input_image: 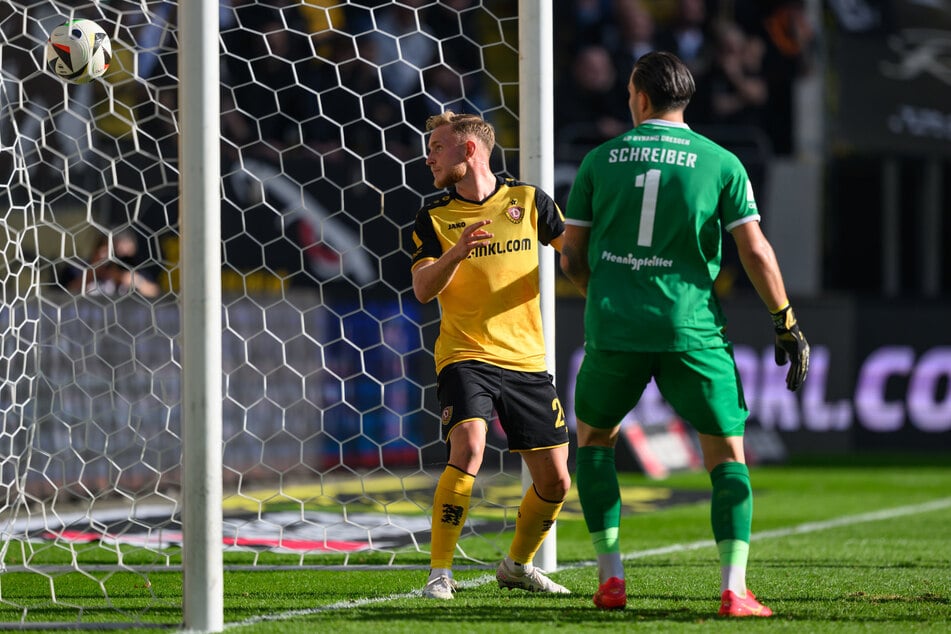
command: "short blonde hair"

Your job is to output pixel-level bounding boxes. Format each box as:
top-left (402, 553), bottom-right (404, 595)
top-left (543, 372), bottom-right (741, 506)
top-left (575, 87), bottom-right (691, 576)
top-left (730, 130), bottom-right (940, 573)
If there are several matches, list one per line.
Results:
top-left (425, 110), bottom-right (495, 153)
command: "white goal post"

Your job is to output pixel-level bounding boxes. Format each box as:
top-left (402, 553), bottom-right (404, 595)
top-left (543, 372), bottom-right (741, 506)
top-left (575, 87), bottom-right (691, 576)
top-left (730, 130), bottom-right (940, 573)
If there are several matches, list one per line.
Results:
top-left (517, 0), bottom-right (557, 574)
top-left (0, 1), bottom-right (557, 630)
top-left (179, 1), bottom-right (223, 631)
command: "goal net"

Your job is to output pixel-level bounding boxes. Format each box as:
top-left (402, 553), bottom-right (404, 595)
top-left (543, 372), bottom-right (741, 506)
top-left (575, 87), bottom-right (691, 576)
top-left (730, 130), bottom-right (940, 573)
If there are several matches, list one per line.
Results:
top-left (0, 0), bottom-right (539, 627)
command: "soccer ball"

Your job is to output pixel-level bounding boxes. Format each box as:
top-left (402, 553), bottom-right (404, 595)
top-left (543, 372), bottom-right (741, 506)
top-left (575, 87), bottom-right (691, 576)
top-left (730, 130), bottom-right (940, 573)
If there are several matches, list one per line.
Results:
top-left (45, 18), bottom-right (111, 84)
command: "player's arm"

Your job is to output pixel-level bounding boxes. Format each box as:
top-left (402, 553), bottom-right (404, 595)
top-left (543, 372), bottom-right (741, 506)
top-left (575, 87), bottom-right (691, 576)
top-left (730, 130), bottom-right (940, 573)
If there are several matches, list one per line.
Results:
top-left (559, 224), bottom-right (590, 297)
top-left (731, 220), bottom-right (787, 310)
top-left (412, 219), bottom-right (493, 304)
top-left (731, 220), bottom-right (810, 391)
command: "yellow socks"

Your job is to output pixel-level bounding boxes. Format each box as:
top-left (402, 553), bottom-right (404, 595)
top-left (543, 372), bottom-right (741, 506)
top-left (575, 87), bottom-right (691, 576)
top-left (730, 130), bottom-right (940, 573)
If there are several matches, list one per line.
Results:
top-left (507, 485), bottom-right (564, 565)
top-left (429, 466), bottom-right (475, 569)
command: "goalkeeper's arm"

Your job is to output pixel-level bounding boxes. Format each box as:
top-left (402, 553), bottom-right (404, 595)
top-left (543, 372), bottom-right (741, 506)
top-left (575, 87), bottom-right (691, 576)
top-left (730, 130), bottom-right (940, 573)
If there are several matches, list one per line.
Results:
top-left (731, 220), bottom-right (810, 391)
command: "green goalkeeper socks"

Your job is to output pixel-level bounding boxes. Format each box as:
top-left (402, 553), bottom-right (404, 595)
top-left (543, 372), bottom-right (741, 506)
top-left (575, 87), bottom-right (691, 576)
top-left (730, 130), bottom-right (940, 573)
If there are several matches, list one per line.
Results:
top-left (710, 461), bottom-right (753, 544)
top-left (576, 445), bottom-right (622, 554)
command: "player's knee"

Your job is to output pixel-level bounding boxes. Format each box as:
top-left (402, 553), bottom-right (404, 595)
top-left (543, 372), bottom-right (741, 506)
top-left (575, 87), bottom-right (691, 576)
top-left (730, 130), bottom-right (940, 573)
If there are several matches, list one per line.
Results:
top-left (447, 421), bottom-right (487, 463)
top-left (698, 434), bottom-right (745, 472)
top-left (554, 475), bottom-right (571, 501)
top-left (576, 421), bottom-right (617, 448)
top-left (536, 475), bottom-right (571, 502)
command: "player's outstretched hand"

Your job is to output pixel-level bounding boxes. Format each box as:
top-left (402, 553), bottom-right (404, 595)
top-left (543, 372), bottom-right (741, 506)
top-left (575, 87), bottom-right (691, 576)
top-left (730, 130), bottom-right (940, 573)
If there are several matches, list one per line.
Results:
top-left (771, 305), bottom-right (809, 391)
top-left (453, 219), bottom-right (493, 258)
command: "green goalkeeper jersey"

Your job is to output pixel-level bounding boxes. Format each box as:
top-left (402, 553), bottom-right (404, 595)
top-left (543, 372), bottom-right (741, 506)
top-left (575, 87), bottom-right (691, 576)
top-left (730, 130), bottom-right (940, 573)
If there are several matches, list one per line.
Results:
top-left (565, 119), bottom-right (760, 351)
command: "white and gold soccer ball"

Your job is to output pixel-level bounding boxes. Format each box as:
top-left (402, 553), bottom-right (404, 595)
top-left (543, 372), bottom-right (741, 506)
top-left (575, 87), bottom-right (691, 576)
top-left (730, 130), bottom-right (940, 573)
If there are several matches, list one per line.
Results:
top-left (45, 18), bottom-right (111, 84)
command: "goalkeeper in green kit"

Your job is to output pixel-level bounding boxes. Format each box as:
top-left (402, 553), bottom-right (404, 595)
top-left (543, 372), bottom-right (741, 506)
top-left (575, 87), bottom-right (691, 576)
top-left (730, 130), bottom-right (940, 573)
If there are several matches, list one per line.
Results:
top-left (559, 51), bottom-right (809, 616)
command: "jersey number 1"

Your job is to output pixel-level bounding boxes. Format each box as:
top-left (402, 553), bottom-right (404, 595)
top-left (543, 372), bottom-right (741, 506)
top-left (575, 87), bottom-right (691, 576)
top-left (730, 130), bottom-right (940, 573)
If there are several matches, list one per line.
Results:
top-left (635, 169), bottom-right (661, 247)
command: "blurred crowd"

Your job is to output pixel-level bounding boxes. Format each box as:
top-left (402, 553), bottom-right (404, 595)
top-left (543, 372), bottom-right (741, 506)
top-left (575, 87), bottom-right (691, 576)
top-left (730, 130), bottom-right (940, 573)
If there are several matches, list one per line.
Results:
top-left (551, 0), bottom-right (817, 296)
top-left (120, 0), bottom-right (816, 176)
top-left (126, 0), bottom-right (813, 295)
top-left (553, 0), bottom-right (816, 160)
top-left (1, 1), bottom-right (817, 296)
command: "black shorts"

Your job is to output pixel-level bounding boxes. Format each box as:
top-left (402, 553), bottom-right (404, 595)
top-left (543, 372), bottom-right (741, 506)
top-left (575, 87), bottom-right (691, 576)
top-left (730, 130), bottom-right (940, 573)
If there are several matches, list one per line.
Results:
top-left (436, 361), bottom-right (569, 452)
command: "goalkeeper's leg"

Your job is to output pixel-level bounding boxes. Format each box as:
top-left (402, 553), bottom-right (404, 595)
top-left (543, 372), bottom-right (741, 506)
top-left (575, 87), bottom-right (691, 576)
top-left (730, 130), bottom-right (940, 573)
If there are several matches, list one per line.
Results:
top-left (571, 348), bottom-right (651, 609)
top-left (576, 422), bottom-right (627, 609)
top-left (700, 434), bottom-right (772, 617)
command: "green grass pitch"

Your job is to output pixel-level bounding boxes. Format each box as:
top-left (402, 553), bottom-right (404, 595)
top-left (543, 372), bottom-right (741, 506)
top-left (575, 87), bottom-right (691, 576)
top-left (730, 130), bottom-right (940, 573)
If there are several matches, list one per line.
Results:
top-left (1, 454), bottom-right (948, 632)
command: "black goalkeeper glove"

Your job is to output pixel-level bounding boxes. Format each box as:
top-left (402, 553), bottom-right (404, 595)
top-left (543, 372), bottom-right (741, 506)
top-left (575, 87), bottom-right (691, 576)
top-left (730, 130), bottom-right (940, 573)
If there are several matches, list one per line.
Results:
top-left (771, 304), bottom-right (810, 391)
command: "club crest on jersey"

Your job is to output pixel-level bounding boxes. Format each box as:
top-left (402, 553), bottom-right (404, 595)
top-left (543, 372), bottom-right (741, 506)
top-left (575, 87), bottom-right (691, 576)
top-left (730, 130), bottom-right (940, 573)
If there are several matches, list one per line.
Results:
top-left (441, 406), bottom-right (453, 425)
top-left (505, 199), bottom-right (524, 224)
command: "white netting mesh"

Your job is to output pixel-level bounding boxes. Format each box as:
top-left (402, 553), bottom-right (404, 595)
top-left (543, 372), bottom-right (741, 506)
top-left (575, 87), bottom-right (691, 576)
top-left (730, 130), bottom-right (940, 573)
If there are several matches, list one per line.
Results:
top-left (0, 0), bottom-right (527, 625)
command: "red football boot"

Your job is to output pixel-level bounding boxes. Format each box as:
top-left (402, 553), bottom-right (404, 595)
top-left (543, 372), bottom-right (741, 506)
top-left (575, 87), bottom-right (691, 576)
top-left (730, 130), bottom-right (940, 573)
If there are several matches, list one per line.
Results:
top-left (593, 577), bottom-right (626, 610)
top-left (719, 589), bottom-right (773, 617)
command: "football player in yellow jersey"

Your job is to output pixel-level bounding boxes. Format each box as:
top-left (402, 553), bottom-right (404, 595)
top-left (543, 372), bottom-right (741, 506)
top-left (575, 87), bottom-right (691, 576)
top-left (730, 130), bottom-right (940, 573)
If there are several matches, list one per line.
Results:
top-left (411, 111), bottom-right (571, 600)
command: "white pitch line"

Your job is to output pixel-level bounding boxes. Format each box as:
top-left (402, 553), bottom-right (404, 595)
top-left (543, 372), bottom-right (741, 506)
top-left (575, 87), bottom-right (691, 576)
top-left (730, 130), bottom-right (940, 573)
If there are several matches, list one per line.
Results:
top-left (221, 497), bottom-right (951, 630)
top-left (607, 496), bottom-right (951, 561)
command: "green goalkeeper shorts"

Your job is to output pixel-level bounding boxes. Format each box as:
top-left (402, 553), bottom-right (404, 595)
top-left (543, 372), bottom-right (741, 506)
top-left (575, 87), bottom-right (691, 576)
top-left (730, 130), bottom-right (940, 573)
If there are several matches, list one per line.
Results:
top-left (573, 344), bottom-right (749, 437)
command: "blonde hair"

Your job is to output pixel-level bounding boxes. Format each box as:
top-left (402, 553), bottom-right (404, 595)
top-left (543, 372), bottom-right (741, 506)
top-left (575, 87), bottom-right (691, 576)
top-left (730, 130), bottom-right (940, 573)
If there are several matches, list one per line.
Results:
top-left (425, 110), bottom-right (495, 153)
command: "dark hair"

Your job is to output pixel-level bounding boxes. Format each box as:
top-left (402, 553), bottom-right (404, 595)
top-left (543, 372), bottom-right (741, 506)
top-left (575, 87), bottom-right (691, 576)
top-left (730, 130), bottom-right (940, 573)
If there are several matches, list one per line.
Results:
top-left (630, 51), bottom-right (695, 114)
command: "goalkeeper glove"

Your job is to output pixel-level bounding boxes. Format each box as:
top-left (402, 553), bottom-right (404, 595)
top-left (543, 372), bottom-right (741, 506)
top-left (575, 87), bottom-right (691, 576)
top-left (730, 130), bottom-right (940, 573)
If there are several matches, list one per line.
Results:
top-left (771, 304), bottom-right (809, 391)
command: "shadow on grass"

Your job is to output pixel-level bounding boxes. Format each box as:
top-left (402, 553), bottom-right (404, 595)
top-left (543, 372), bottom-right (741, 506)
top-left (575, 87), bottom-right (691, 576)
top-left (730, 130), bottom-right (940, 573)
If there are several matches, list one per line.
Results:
top-left (328, 599), bottom-right (950, 627)
top-left (333, 603), bottom-right (711, 625)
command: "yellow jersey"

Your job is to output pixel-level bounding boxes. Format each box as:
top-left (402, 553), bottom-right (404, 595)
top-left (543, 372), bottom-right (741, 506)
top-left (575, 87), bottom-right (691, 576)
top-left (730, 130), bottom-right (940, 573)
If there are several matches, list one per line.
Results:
top-left (411, 177), bottom-right (565, 374)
